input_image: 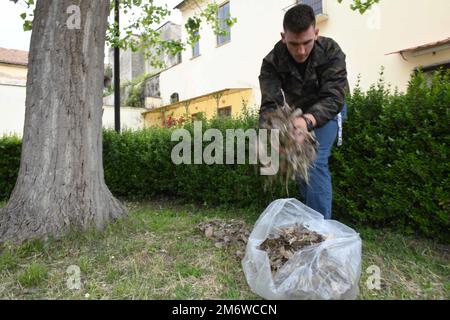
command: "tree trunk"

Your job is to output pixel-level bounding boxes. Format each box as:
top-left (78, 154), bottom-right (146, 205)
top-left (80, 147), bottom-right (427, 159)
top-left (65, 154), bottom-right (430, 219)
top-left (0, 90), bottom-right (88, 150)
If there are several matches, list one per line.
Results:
top-left (0, 0), bottom-right (127, 242)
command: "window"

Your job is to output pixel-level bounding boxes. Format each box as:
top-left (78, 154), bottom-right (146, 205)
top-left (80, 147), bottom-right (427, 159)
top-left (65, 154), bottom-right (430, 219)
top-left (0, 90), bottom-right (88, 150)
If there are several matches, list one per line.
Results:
top-left (166, 50), bottom-right (182, 67)
top-left (170, 92), bottom-right (179, 104)
top-left (297, 0), bottom-right (323, 15)
top-left (217, 2), bottom-right (231, 46)
top-left (416, 61), bottom-right (450, 87)
top-left (192, 31), bottom-right (200, 58)
top-left (420, 61), bottom-right (450, 74)
top-left (218, 106), bottom-right (232, 118)
top-left (175, 52), bottom-right (182, 65)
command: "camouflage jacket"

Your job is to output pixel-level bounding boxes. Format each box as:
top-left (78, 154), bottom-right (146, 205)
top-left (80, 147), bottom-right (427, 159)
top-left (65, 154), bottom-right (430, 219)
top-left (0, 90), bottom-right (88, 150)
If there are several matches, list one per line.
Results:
top-left (259, 36), bottom-right (349, 128)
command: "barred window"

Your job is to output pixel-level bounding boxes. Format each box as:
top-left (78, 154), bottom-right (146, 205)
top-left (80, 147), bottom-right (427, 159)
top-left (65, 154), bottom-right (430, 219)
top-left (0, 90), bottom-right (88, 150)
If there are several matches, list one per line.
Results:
top-left (218, 106), bottom-right (232, 118)
top-left (297, 0), bottom-right (323, 15)
top-left (192, 31), bottom-right (200, 58)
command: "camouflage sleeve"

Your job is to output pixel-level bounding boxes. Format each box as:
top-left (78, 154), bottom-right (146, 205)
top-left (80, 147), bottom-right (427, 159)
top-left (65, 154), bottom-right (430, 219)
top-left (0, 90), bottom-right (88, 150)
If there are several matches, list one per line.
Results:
top-left (307, 42), bottom-right (348, 128)
top-left (258, 58), bottom-right (284, 128)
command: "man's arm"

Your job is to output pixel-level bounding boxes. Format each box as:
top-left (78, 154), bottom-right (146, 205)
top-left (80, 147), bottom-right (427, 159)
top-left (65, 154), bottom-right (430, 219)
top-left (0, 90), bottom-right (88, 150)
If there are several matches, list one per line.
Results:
top-left (258, 58), bottom-right (284, 128)
top-left (306, 43), bottom-right (348, 128)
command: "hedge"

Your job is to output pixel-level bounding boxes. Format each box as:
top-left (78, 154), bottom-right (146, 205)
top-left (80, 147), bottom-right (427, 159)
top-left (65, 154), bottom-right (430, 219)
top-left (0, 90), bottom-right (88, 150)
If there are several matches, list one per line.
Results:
top-left (0, 135), bottom-right (21, 200)
top-left (102, 111), bottom-right (291, 207)
top-left (331, 70), bottom-right (449, 240)
top-left (0, 70), bottom-right (448, 241)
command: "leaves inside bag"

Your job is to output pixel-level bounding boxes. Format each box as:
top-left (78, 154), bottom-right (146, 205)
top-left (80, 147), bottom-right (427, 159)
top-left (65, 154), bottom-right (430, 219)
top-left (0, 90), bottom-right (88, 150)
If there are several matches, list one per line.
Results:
top-left (259, 223), bottom-right (325, 274)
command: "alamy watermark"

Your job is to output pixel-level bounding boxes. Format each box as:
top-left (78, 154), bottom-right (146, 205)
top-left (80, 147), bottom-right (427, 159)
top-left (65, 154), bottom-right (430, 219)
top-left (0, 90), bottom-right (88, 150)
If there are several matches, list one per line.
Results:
top-left (66, 5), bottom-right (81, 30)
top-left (171, 121), bottom-right (280, 176)
top-left (366, 265), bottom-right (382, 290)
top-left (66, 265), bottom-right (81, 290)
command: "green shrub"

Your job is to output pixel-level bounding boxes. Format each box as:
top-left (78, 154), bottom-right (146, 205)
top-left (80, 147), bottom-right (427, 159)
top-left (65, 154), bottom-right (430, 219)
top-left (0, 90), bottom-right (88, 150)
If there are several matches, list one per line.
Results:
top-left (0, 135), bottom-right (21, 200)
top-left (103, 127), bottom-right (178, 199)
top-left (103, 109), bottom-right (288, 206)
top-left (331, 70), bottom-right (450, 241)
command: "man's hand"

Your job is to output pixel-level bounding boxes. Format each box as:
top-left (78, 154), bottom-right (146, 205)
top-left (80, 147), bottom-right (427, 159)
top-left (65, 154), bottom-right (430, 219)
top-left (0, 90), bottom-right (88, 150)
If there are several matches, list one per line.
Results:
top-left (291, 116), bottom-right (307, 145)
top-left (291, 114), bottom-right (317, 144)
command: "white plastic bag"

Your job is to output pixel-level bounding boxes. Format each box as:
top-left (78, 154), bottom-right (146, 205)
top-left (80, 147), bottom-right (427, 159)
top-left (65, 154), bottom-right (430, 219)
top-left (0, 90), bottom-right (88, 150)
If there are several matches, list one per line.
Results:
top-left (242, 198), bottom-right (362, 300)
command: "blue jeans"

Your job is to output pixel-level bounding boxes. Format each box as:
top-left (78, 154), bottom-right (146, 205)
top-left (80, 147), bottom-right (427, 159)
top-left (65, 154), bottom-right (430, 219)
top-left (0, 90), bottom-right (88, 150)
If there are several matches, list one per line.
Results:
top-left (297, 105), bottom-right (347, 219)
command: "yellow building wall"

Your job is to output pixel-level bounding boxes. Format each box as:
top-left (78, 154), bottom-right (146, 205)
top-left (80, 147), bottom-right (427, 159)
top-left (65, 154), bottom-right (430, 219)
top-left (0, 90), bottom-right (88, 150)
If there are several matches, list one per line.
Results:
top-left (143, 88), bottom-right (254, 128)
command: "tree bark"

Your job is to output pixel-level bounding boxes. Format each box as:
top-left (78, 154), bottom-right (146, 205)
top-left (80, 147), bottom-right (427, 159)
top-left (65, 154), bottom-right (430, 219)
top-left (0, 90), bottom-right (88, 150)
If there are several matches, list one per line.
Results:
top-left (0, 0), bottom-right (127, 242)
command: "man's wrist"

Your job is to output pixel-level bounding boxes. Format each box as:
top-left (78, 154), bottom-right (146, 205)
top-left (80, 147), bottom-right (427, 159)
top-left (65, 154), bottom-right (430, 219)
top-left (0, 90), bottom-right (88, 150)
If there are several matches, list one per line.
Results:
top-left (301, 114), bottom-right (315, 132)
top-left (303, 113), bottom-right (317, 127)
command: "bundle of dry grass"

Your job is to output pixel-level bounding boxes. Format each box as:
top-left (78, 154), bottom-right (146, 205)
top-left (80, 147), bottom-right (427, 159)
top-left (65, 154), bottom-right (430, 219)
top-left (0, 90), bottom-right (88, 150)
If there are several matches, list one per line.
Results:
top-left (260, 102), bottom-right (318, 193)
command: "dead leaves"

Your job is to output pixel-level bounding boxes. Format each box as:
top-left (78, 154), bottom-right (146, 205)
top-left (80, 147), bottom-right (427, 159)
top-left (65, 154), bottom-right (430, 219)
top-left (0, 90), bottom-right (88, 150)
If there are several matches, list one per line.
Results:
top-left (259, 223), bottom-right (325, 274)
top-left (204, 226), bottom-right (213, 238)
top-left (261, 103), bottom-right (318, 194)
top-left (197, 219), bottom-right (251, 259)
top-left (198, 219), bottom-right (325, 273)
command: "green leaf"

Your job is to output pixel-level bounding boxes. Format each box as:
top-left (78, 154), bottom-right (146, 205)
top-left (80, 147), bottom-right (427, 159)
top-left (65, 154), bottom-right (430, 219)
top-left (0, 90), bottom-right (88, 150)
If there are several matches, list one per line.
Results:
top-left (23, 20), bottom-right (33, 32)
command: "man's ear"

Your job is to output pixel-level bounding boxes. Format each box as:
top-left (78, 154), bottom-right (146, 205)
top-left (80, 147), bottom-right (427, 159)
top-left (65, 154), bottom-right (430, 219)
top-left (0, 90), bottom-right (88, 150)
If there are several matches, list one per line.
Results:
top-left (315, 28), bottom-right (320, 40)
top-left (281, 32), bottom-right (286, 44)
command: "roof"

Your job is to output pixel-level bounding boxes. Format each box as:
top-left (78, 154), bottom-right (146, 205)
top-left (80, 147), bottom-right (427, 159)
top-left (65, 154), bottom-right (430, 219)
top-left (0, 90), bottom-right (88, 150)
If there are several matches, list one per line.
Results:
top-left (386, 37), bottom-right (450, 55)
top-left (0, 47), bottom-right (28, 66)
top-left (156, 21), bottom-right (181, 31)
top-left (174, 0), bottom-right (203, 10)
top-left (174, 1), bottom-right (187, 10)
top-left (142, 88), bottom-right (252, 115)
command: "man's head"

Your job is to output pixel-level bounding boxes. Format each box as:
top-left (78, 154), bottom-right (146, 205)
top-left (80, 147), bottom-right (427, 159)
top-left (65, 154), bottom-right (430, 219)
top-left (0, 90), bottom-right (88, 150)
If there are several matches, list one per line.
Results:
top-left (281, 4), bottom-right (319, 63)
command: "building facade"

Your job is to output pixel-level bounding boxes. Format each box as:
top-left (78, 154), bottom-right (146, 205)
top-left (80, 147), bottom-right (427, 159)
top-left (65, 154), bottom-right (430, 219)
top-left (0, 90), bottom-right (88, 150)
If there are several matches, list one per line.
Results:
top-left (0, 47), bottom-right (147, 136)
top-left (143, 0), bottom-right (450, 127)
top-left (0, 47), bottom-right (28, 136)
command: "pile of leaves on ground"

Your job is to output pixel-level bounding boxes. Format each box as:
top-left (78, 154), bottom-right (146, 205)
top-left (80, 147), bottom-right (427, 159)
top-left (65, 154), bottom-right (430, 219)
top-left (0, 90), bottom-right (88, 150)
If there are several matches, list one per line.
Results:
top-left (259, 224), bottom-right (325, 273)
top-left (197, 219), bottom-right (252, 259)
top-left (197, 219), bottom-right (326, 271)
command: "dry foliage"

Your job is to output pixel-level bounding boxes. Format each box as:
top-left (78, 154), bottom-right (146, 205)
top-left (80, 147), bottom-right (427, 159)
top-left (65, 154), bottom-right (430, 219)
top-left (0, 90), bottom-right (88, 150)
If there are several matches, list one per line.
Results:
top-left (259, 223), bottom-right (325, 274)
top-left (197, 219), bottom-right (252, 259)
top-left (260, 102), bottom-right (318, 194)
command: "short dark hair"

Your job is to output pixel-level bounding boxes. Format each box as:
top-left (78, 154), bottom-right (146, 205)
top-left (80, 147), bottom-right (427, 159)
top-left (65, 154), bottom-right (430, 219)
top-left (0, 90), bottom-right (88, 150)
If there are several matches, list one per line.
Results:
top-left (283, 4), bottom-right (316, 33)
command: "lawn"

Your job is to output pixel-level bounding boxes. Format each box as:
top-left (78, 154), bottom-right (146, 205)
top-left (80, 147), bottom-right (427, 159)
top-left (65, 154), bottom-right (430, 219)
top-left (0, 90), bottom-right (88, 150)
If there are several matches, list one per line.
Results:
top-left (0, 200), bottom-right (448, 300)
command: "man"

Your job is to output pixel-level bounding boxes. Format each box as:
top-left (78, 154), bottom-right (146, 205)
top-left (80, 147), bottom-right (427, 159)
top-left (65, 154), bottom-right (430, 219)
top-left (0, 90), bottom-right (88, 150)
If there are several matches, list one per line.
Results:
top-left (259, 4), bottom-right (349, 219)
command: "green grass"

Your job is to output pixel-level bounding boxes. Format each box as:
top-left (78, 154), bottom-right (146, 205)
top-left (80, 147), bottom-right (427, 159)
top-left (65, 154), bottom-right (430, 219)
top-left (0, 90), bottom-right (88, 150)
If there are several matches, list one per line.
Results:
top-left (0, 200), bottom-right (448, 299)
top-left (17, 263), bottom-right (48, 288)
top-left (357, 227), bottom-right (449, 299)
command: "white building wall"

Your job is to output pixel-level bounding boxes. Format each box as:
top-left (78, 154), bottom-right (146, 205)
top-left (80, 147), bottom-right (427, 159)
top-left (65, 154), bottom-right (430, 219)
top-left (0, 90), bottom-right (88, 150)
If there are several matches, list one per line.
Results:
top-left (0, 83), bottom-right (26, 137)
top-left (1, 88), bottom-right (145, 136)
top-left (160, 0), bottom-right (294, 110)
top-left (161, 0), bottom-right (450, 107)
top-left (1, 59), bottom-right (146, 136)
top-left (320, 0), bottom-right (450, 92)
top-left (102, 106), bottom-right (146, 131)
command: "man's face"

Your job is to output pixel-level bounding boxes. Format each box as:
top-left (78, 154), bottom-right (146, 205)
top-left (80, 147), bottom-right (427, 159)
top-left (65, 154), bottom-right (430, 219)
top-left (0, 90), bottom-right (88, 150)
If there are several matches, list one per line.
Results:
top-left (281, 25), bottom-right (319, 63)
